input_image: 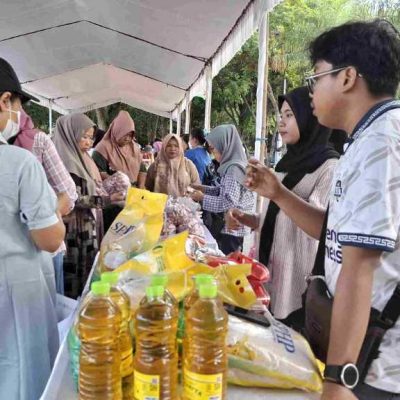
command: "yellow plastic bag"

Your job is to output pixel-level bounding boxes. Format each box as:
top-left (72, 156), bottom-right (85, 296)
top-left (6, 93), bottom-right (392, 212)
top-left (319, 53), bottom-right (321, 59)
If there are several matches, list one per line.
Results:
top-left (116, 231), bottom-right (257, 308)
top-left (116, 231), bottom-right (192, 276)
top-left (99, 188), bottom-right (167, 272)
top-left (116, 231), bottom-right (193, 312)
top-left (185, 263), bottom-right (257, 309)
top-left (227, 313), bottom-right (323, 392)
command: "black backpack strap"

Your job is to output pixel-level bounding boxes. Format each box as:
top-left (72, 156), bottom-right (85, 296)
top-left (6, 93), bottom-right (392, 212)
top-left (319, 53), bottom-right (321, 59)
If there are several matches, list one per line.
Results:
top-left (311, 207), bottom-right (329, 276)
top-left (380, 284), bottom-right (400, 329)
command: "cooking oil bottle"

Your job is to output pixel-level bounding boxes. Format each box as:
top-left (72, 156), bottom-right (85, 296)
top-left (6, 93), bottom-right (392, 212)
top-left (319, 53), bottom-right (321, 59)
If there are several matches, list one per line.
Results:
top-left (78, 281), bottom-right (122, 400)
top-left (150, 273), bottom-right (178, 311)
top-left (134, 285), bottom-right (178, 400)
top-left (183, 284), bottom-right (228, 400)
top-left (179, 274), bottom-right (216, 340)
top-left (184, 274), bottom-right (215, 312)
top-left (101, 272), bottom-right (134, 399)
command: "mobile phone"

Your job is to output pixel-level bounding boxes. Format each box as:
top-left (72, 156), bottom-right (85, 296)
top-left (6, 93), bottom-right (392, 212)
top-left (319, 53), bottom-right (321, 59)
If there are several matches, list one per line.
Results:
top-left (224, 304), bottom-right (270, 328)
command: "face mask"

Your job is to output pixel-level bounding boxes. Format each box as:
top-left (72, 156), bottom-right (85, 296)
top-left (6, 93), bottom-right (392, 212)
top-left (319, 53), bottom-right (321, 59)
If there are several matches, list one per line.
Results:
top-left (0, 107), bottom-right (21, 143)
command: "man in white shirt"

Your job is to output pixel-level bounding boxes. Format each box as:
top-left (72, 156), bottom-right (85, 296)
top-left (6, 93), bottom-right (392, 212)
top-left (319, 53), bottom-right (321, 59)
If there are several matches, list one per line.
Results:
top-left (245, 20), bottom-right (400, 400)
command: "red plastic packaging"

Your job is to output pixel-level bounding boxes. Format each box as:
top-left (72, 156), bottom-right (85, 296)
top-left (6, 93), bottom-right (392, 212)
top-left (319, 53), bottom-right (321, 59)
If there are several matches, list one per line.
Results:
top-left (204, 251), bottom-right (270, 306)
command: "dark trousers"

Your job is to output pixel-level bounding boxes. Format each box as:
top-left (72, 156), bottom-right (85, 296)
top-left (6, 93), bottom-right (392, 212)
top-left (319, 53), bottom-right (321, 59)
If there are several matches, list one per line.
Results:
top-left (354, 383), bottom-right (400, 399)
top-left (217, 233), bottom-right (243, 255)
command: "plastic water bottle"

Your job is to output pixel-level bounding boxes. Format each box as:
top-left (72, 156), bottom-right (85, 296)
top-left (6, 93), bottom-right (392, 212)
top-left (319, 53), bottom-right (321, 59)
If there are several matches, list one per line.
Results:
top-left (101, 272), bottom-right (134, 399)
top-left (78, 281), bottom-right (122, 400)
top-left (134, 285), bottom-right (178, 400)
top-left (183, 284), bottom-right (228, 400)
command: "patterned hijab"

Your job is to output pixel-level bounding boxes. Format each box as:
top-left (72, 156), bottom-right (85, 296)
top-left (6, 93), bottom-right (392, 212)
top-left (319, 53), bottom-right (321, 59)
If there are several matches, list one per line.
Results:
top-left (95, 110), bottom-right (141, 182)
top-left (53, 113), bottom-right (97, 195)
top-left (153, 134), bottom-right (191, 197)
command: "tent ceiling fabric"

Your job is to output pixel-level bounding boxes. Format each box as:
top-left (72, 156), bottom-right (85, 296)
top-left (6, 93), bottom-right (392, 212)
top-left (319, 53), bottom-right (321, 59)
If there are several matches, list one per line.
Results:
top-left (0, 0), bottom-right (281, 118)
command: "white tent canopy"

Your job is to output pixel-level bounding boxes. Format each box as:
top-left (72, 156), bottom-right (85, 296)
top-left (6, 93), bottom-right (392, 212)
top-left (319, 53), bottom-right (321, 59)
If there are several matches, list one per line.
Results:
top-left (0, 0), bottom-right (281, 119)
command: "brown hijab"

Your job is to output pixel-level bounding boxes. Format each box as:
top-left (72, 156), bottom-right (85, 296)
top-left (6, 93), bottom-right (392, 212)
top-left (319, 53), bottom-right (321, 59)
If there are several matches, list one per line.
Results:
top-left (95, 110), bottom-right (142, 182)
top-left (53, 114), bottom-right (98, 195)
top-left (153, 134), bottom-right (192, 197)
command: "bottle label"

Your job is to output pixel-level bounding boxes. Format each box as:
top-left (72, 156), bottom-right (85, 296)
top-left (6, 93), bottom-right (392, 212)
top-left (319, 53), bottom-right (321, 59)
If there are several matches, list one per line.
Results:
top-left (183, 369), bottom-right (223, 400)
top-left (134, 370), bottom-right (160, 400)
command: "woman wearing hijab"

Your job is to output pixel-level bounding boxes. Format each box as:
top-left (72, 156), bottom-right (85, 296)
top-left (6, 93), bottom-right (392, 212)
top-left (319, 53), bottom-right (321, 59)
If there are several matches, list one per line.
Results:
top-left (53, 114), bottom-right (124, 298)
top-left (93, 110), bottom-right (142, 184)
top-left (145, 133), bottom-right (200, 197)
top-left (190, 124), bottom-right (255, 255)
top-left (12, 109), bottom-right (77, 294)
top-left (226, 86), bottom-right (343, 330)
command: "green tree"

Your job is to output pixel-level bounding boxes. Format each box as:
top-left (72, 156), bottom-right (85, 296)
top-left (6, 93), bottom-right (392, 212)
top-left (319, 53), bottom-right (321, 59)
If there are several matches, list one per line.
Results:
top-left (210, 35), bottom-right (259, 149)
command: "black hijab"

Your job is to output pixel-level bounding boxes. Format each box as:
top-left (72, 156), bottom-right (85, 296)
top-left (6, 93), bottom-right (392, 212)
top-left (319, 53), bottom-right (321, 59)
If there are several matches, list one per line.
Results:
top-left (259, 86), bottom-right (344, 267)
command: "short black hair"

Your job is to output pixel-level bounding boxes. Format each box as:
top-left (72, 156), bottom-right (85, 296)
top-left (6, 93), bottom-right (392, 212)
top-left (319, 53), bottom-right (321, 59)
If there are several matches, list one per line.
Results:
top-left (309, 19), bottom-right (400, 96)
top-left (190, 127), bottom-right (206, 145)
top-left (181, 133), bottom-right (189, 145)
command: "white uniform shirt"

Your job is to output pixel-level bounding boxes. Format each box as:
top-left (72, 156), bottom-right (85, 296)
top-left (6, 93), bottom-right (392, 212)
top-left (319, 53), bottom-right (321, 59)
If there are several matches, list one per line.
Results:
top-left (325, 102), bottom-right (400, 393)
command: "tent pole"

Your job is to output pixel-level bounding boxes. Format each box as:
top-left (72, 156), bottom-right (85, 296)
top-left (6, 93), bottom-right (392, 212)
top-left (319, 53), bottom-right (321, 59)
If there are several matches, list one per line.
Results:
top-left (255, 12), bottom-right (269, 163)
top-left (176, 111), bottom-right (181, 136)
top-left (184, 92), bottom-right (191, 134)
top-left (253, 12), bottom-right (270, 249)
top-left (48, 100), bottom-right (53, 136)
top-left (204, 64), bottom-right (212, 131)
top-left (169, 117), bottom-right (173, 134)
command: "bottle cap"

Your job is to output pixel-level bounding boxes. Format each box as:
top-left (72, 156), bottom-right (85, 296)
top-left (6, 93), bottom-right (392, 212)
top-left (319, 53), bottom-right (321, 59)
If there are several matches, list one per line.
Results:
top-left (91, 281), bottom-right (110, 296)
top-left (150, 273), bottom-right (168, 287)
top-left (194, 274), bottom-right (215, 288)
top-left (199, 284), bottom-right (218, 299)
top-left (146, 285), bottom-right (164, 299)
top-left (101, 272), bottom-right (119, 285)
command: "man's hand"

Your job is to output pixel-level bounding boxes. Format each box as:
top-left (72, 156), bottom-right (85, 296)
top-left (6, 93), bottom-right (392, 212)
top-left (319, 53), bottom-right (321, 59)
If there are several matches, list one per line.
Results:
top-left (321, 382), bottom-right (357, 400)
top-left (244, 159), bottom-right (283, 201)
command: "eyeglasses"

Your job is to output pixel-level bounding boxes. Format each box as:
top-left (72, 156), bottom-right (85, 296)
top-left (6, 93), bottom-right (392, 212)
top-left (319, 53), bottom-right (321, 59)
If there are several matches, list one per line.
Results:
top-left (305, 66), bottom-right (362, 94)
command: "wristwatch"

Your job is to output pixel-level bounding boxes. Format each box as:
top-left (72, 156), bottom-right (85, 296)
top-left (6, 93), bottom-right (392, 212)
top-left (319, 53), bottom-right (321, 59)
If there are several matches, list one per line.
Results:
top-left (324, 363), bottom-right (359, 389)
